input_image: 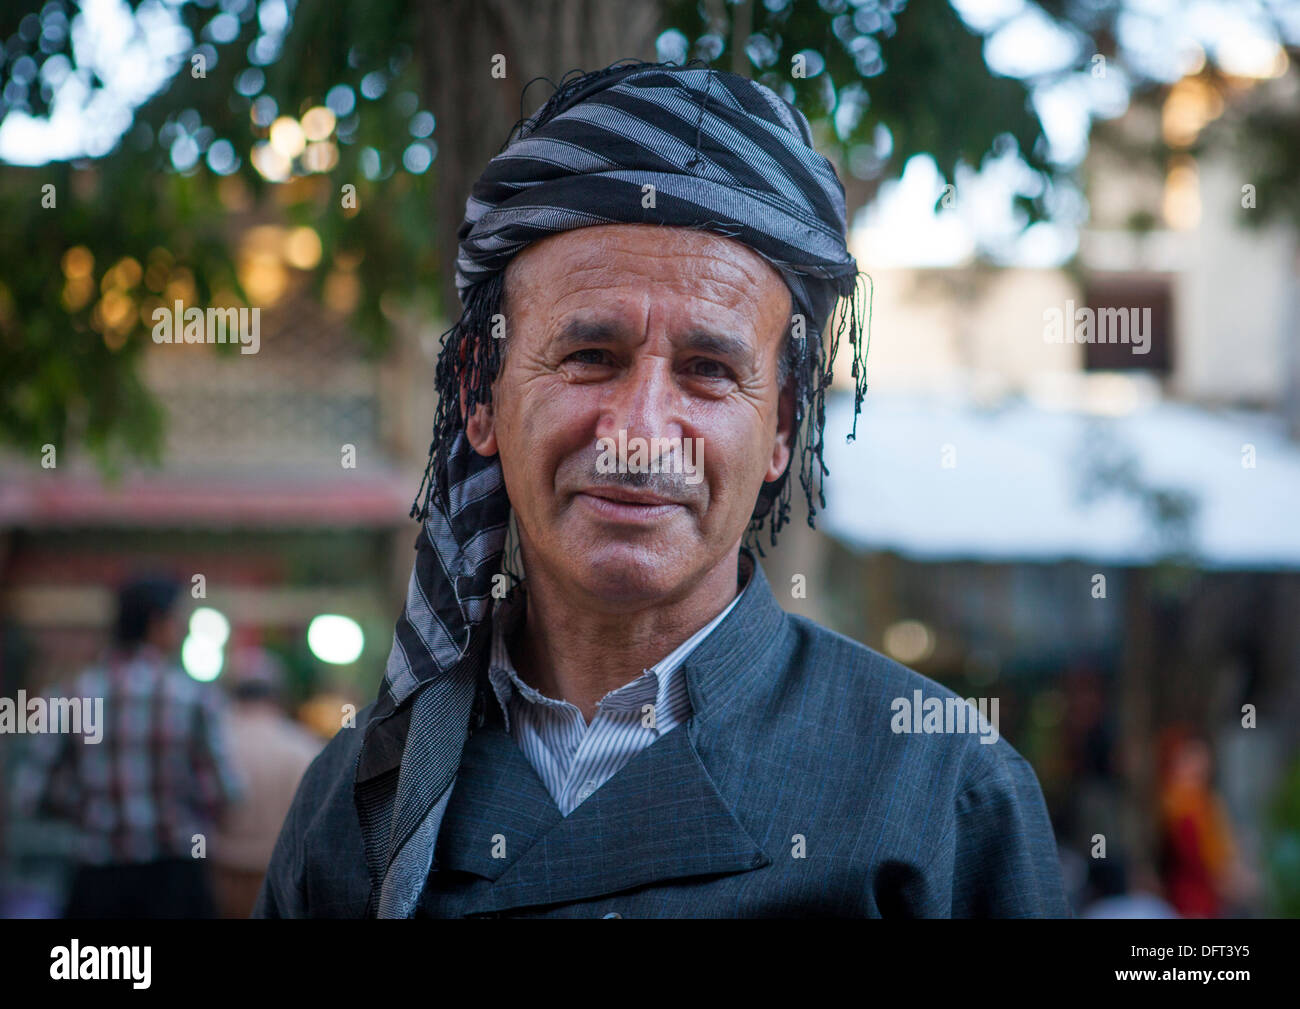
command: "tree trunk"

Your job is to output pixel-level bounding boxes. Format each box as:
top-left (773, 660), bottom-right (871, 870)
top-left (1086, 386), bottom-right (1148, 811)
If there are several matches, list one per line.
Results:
top-left (420, 0), bottom-right (662, 319)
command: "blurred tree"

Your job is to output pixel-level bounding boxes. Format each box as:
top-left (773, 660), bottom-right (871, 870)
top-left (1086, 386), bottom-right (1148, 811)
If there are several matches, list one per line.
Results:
top-left (1, 0), bottom-right (1295, 469)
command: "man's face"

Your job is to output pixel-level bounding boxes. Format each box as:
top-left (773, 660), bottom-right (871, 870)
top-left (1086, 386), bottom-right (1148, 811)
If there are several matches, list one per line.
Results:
top-left (464, 224), bottom-right (795, 607)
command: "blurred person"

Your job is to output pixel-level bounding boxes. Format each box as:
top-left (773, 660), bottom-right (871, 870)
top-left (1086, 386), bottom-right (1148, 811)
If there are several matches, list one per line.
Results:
top-left (1156, 725), bottom-right (1241, 918)
top-left (1081, 856), bottom-right (1177, 919)
top-left (1055, 840), bottom-right (1090, 912)
top-left (210, 646), bottom-right (321, 918)
top-left (12, 575), bottom-right (241, 917)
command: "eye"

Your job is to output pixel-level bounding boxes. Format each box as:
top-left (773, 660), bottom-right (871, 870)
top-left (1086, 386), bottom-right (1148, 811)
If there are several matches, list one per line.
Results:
top-left (565, 348), bottom-right (612, 367)
top-left (688, 358), bottom-right (733, 380)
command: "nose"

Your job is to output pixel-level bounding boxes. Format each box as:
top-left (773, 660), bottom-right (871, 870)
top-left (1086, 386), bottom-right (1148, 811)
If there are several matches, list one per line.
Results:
top-left (594, 356), bottom-right (686, 464)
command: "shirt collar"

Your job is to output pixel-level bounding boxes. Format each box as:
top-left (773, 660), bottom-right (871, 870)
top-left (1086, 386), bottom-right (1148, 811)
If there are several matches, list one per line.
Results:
top-left (486, 563), bottom-right (746, 733)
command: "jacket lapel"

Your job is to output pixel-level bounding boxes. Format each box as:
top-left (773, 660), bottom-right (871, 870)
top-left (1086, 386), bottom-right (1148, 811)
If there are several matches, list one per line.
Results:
top-left (436, 710), bottom-right (770, 914)
top-left (431, 711), bottom-right (563, 881)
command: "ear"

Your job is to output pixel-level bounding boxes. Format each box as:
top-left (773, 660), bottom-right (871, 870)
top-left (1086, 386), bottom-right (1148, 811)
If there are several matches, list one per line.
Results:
top-left (460, 381), bottom-right (498, 458)
top-left (764, 378), bottom-right (796, 483)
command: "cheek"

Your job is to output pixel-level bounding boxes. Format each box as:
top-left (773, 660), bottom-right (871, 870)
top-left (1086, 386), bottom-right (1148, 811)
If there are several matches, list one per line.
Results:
top-left (688, 403), bottom-right (775, 491)
top-left (495, 379), bottom-right (598, 483)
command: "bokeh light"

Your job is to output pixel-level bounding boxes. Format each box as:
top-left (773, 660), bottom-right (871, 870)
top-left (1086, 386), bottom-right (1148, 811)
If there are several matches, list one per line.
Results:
top-left (307, 614), bottom-right (364, 665)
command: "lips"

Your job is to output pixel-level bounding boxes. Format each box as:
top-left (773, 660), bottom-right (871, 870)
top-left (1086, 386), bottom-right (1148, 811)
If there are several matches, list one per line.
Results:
top-left (581, 487), bottom-right (680, 507)
top-left (574, 488), bottom-right (685, 523)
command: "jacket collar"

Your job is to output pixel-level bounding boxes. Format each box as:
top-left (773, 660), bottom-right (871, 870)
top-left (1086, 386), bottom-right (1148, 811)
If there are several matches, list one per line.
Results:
top-left (677, 546), bottom-right (788, 718)
top-left (483, 555), bottom-right (749, 734)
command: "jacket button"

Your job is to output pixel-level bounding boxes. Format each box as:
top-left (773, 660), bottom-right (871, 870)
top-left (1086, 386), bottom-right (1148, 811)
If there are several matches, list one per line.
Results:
top-left (602, 912), bottom-right (621, 918)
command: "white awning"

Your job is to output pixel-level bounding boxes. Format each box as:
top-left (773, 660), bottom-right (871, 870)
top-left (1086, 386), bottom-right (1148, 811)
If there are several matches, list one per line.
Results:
top-left (820, 391), bottom-right (1300, 569)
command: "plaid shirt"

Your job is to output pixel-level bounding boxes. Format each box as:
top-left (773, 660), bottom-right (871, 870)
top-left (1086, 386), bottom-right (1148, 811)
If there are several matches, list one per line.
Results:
top-left (12, 646), bottom-right (243, 865)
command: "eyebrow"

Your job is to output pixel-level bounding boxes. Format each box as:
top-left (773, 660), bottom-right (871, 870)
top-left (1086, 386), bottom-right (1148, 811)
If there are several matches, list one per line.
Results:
top-left (553, 318), bottom-right (756, 369)
top-left (553, 318), bottom-right (621, 351)
top-left (681, 329), bottom-right (754, 368)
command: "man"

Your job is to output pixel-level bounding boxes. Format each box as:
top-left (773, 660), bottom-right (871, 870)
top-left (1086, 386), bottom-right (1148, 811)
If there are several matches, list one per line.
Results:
top-left (256, 60), bottom-right (1069, 918)
top-left (210, 647), bottom-right (322, 917)
top-left (14, 576), bottom-right (242, 917)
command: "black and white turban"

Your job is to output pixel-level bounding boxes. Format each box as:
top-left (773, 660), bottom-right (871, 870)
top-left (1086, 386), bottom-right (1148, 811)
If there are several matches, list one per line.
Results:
top-left (354, 61), bottom-right (870, 918)
top-left (455, 61), bottom-right (861, 340)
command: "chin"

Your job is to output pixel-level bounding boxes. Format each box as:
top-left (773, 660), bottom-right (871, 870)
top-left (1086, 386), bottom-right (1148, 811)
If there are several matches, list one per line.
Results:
top-left (566, 537), bottom-right (695, 606)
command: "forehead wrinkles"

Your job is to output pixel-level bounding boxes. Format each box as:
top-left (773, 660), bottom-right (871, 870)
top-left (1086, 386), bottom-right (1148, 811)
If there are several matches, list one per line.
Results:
top-left (548, 269), bottom-right (761, 325)
top-left (506, 228), bottom-right (787, 328)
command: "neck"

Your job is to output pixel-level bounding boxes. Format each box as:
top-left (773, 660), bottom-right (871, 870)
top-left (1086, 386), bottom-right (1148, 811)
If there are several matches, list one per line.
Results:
top-left (509, 543), bottom-right (745, 723)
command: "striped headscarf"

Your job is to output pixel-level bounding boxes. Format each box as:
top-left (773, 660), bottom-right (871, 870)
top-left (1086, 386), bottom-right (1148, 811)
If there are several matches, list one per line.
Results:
top-left (359, 60), bottom-right (871, 917)
top-left (455, 61), bottom-right (861, 348)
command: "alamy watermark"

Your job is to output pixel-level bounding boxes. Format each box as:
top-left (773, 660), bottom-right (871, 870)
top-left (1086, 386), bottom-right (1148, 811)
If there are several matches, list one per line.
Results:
top-left (151, 300), bottom-right (260, 354)
top-left (596, 432), bottom-right (703, 485)
top-left (890, 690), bottom-right (1000, 745)
top-left (50, 940), bottom-right (150, 989)
top-left (1043, 299), bottom-right (1151, 356)
top-left (0, 691), bottom-right (104, 744)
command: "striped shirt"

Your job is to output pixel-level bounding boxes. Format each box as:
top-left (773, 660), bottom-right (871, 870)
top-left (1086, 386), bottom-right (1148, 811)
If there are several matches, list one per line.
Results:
top-left (487, 588), bottom-right (742, 817)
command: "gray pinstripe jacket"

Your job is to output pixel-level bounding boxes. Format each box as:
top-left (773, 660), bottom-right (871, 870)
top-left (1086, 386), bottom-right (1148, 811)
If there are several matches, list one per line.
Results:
top-left (254, 549), bottom-right (1070, 918)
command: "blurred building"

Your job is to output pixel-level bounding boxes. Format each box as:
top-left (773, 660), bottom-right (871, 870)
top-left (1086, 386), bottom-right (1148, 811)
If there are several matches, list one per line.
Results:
top-left (0, 283), bottom-right (439, 705)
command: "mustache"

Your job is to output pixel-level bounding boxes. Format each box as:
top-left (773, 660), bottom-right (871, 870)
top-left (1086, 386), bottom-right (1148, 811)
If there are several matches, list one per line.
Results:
top-left (559, 438), bottom-right (705, 499)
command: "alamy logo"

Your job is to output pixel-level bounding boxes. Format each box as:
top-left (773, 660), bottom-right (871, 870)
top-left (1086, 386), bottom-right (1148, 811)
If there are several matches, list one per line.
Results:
top-left (0, 692), bottom-right (103, 744)
top-left (50, 940), bottom-right (151, 989)
top-left (596, 432), bottom-right (703, 485)
top-left (890, 690), bottom-right (1000, 745)
top-left (151, 300), bottom-right (260, 354)
top-left (1043, 299), bottom-right (1151, 355)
